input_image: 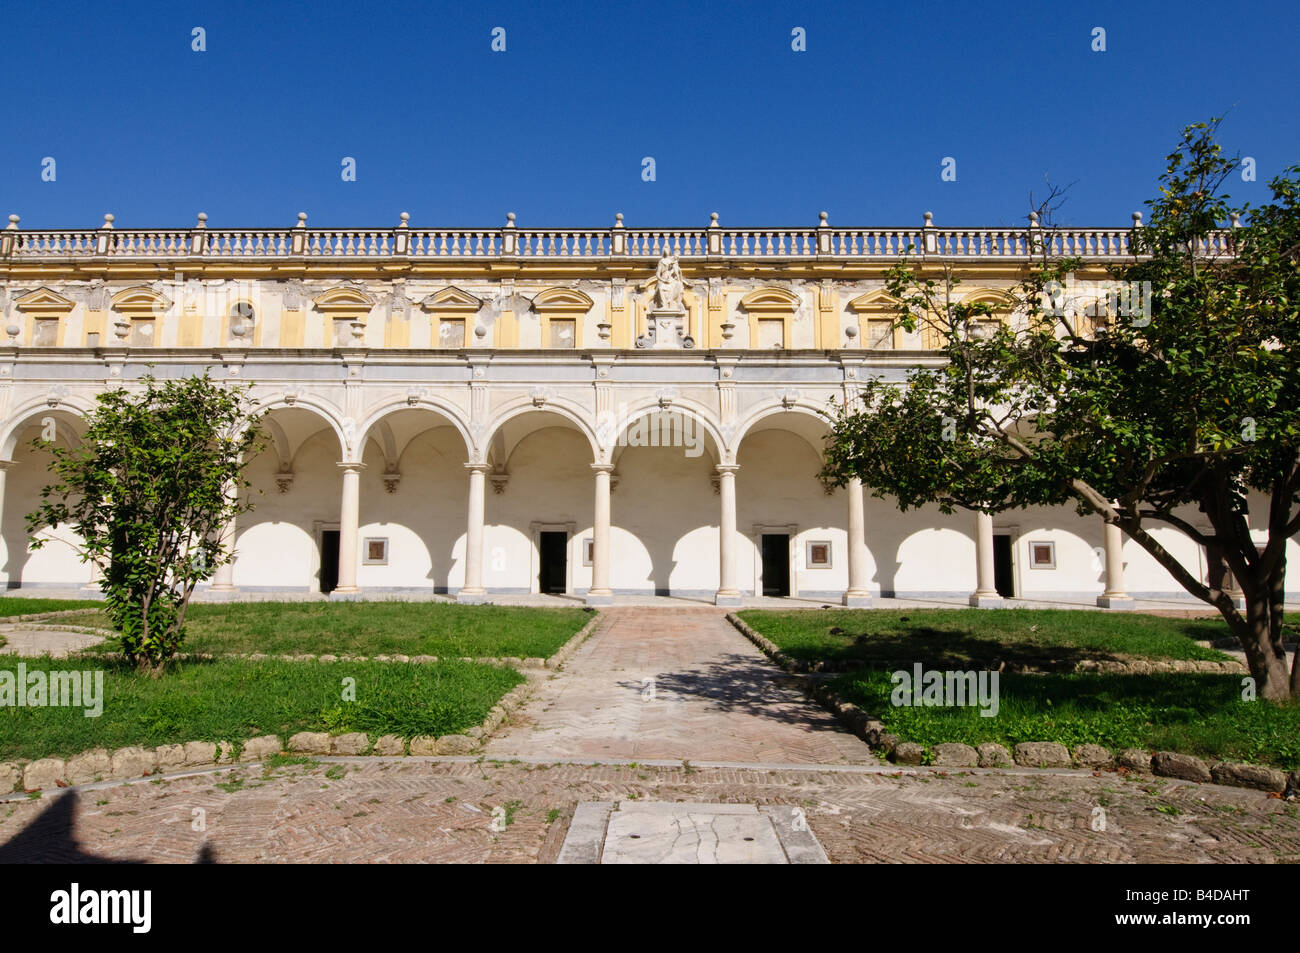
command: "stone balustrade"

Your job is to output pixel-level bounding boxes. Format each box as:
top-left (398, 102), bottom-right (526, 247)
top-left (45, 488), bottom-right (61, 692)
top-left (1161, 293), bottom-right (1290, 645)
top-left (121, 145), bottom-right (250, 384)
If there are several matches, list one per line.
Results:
top-left (0, 211), bottom-right (1238, 263)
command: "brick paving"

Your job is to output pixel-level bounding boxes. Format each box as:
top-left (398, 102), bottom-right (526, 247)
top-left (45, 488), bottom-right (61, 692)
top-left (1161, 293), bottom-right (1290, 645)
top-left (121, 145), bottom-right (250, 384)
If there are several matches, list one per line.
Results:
top-left (484, 607), bottom-right (873, 764)
top-left (1, 759), bottom-right (1297, 863)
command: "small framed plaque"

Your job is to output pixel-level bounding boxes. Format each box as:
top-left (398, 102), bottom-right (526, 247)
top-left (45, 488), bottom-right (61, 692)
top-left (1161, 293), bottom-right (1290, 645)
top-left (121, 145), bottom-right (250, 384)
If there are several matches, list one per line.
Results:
top-left (806, 540), bottom-right (832, 568)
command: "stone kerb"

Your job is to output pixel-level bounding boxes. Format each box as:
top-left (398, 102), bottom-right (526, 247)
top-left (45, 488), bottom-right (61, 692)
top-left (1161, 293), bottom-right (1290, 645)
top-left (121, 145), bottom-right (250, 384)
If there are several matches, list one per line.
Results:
top-left (724, 613), bottom-right (1298, 797)
top-left (0, 611), bottom-right (611, 796)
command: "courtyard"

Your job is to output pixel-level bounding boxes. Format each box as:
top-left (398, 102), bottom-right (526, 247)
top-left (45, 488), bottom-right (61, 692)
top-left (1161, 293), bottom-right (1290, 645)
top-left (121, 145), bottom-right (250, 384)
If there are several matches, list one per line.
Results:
top-left (1, 601), bottom-right (1296, 863)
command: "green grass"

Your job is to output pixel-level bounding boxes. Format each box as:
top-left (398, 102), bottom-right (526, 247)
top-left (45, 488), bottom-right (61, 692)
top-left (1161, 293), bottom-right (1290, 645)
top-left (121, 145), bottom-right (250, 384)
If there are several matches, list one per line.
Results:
top-left (0, 598), bottom-right (102, 617)
top-left (737, 608), bottom-right (1230, 666)
top-left (79, 601), bottom-right (592, 659)
top-left (830, 669), bottom-right (1300, 769)
top-left (0, 655), bottom-right (523, 761)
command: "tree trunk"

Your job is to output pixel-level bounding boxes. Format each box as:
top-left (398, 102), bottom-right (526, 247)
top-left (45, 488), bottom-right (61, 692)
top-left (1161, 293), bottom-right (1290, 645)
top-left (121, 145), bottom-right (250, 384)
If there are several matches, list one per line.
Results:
top-left (1233, 582), bottom-right (1293, 701)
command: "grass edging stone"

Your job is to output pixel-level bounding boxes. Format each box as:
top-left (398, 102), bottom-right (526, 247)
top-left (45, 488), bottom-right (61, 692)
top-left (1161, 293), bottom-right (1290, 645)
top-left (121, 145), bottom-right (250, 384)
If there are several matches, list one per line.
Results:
top-left (724, 612), bottom-right (1299, 797)
top-left (0, 670), bottom-right (540, 797)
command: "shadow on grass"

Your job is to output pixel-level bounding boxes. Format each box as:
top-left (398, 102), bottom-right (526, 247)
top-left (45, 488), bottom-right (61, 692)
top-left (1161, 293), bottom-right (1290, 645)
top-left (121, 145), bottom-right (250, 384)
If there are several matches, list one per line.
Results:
top-left (781, 625), bottom-right (1121, 668)
top-left (832, 670), bottom-right (1300, 767)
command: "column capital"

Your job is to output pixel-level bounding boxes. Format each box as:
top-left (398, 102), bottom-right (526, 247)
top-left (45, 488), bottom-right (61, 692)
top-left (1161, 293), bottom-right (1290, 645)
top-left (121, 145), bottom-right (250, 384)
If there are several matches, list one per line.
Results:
top-left (714, 463), bottom-right (740, 475)
top-left (465, 462), bottom-right (491, 474)
top-left (337, 461), bottom-right (365, 473)
top-left (591, 463), bottom-right (615, 474)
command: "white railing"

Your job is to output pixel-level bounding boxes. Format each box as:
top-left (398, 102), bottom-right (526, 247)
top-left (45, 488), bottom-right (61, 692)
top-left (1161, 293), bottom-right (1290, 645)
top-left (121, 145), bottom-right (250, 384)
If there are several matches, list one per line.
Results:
top-left (1, 218), bottom-right (1236, 262)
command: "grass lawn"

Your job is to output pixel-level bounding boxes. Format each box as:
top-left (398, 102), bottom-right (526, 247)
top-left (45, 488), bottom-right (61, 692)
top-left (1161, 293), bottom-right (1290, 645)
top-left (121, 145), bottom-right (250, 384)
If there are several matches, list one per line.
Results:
top-left (831, 670), bottom-right (1300, 770)
top-left (737, 608), bottom-right (1231, 667)
top-left (0, 656), bottom-right (523, 761)
top-left (0, 598), bottom-right (102, 617)
top-left (77, 601), bottom-right (592, 659)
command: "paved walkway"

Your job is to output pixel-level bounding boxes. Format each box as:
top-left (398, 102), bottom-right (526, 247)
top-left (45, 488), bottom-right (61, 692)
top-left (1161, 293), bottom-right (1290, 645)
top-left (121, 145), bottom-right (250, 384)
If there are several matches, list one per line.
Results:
top-left (1, 759), bottom-right (1296, 864)
top-left (485, 607), bottom-right (873, 764)
top-left (0, 626), bottom-right (103, 658)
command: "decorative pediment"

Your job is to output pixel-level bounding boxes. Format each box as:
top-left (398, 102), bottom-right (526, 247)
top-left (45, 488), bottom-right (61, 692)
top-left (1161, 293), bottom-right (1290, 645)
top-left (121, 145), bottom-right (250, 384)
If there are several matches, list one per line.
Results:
top-left (531, 287), bottom-right (594, 314)
top-left (961, 288), bottom-right (1016, 309)
top-left (313, 286), bottom-right (376, 313)
top-left (13, 287), bottom-right (75, 315)
top-left (739, 287), bottom-right (800, 313)
top-left (110, 286), bottom-right (172, 317)
top-left (848, 290), bottom-right (900, 313)
top-left (420, 286), bottom-right (482, 313)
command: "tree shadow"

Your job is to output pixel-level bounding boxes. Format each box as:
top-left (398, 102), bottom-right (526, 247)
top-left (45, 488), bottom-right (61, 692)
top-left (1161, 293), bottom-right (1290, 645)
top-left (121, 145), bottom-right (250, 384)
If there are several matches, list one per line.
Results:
top-left (0, 790), bottom-right (223, 864)
top-left (782, 625), bottom-right (1124, 670)
top-left (0, 790), bottom-right (145, 863)
top-left (616, 653), bottom-right (841, 728)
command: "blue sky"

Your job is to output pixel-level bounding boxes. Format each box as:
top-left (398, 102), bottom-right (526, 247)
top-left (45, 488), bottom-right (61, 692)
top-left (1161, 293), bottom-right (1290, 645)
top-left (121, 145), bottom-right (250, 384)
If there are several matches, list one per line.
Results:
top-left (2, 0), bottom-right (1297, 228)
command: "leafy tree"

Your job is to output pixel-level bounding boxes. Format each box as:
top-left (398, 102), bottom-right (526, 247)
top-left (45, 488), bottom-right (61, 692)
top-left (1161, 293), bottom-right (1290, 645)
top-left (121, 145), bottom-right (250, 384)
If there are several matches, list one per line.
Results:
top-left (822, 119), bottom-right (1300, 700)
top-left (28, 374), bottom-right (263, 673)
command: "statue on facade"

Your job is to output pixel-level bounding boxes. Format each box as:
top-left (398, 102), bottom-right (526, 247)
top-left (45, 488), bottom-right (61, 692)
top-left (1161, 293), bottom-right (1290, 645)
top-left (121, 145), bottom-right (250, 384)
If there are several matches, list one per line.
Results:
top-left (652, 251), bottom-right (684, 313)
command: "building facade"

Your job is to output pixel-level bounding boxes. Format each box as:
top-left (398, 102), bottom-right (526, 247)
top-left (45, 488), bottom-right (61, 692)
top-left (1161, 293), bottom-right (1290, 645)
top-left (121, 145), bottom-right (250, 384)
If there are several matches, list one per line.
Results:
top-left (0, 211), bottom-right (1285, 606)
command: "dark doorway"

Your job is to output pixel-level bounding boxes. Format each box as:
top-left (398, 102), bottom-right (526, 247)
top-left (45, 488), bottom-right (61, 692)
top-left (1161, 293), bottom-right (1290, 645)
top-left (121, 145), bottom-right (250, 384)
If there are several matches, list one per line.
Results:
top-left (320, 530), bottom-right (340, 594)
top-left (761, 534), bottom-right (790, 597)
top-left (993, 533), bottom-right (1015, 598)
top-left (539, 531), bottom-right (568, 594)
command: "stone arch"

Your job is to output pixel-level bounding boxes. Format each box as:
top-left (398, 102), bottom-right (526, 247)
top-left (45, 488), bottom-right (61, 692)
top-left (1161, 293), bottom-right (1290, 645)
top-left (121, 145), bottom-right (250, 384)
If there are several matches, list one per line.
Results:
top-left (482, 397), bottom-right (600, 466)
top-left (731, 402), bottom-right (834, 460)
top-left (249, 395), bottom-right (348, 460)
top-left (606, 398), bottom-right (725, 468)
top-left (355, 397), bottom-right (473, 464)
top-left (0, 396), bottom-right (95, 459)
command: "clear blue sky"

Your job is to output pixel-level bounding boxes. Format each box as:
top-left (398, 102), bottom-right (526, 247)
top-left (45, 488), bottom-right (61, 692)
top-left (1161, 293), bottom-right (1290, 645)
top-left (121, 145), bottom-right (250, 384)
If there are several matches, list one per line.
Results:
top-left (2, 0), bottom-right (1297, 228)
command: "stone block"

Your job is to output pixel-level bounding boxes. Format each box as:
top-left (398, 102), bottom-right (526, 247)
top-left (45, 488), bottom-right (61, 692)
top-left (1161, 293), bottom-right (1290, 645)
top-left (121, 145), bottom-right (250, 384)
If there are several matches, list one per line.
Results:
top-left (1152, 751), bottom-right (1211, 783)
top-left (23, 758), bottom-right (67, 791)
top-left (977, 743), bottom-right (1013, 767)
top-left (288, 732), bottom-right (330, 755)
top-left (1210, 761), bottom-right (1286, 792)
top-left (183, 741), bottom-right (218, 765)
top-left (330, 732), bottom-right (370, 755)
top-left (892, 742), bottom-right (926, 765)
top-left (109, 746), bottom-right (156, 780)
top-left (932, 743), bottom-right (978, 767)
top-left (1013, 742), bottom-right (1071, 768)
top-left (66, 749), bottom-right (111, 785)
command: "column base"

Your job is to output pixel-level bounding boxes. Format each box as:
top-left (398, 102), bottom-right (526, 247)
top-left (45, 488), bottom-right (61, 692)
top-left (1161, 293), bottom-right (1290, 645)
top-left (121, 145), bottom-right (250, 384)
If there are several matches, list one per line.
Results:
top-left (456, 588), bottom-right (488, 605)
top-left (842, 591), bottom-right (873, 608)
top-left (968, 593), bottom-right (1005, 608)
top-left (714, 589), bottom-right (743, 607)
top-left (1096, 594), bottom-right (1136, 610)
top-left (329, 587), bottom-right (363, 601)
top-left (585, 590), bottom-right (613, 607)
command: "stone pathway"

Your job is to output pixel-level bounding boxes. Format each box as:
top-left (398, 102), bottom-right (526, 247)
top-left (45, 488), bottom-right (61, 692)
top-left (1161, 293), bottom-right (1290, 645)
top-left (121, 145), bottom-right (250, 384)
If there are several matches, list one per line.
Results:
top-left (1, 759), bottom-right (1296, 864)
top-left (484, 607), bottom-right (873, 764)
top-left (0, 626), bottom-right (103, 658)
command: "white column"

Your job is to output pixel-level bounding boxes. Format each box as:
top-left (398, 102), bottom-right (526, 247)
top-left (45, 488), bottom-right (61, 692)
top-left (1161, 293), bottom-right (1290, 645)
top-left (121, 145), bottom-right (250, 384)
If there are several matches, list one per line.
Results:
top-left (587, 464), bottom-right (613, 606)
top-left (1097, 518), bottom-right (1136, 609)
top-left (714, 464), bottom-right (742, 606)
top-left (0, 462), bottom-right (12, 590)
top-left (332, 462), bottom-right (363, 596)
top-left (457, 463), bottom-right (489, 603)
top-left (969, 509), bottom-right (1003, 607)
top-left (843, 477), bottom-right (872, 607)
top-left (209, 481), bottom-right (237, 592)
